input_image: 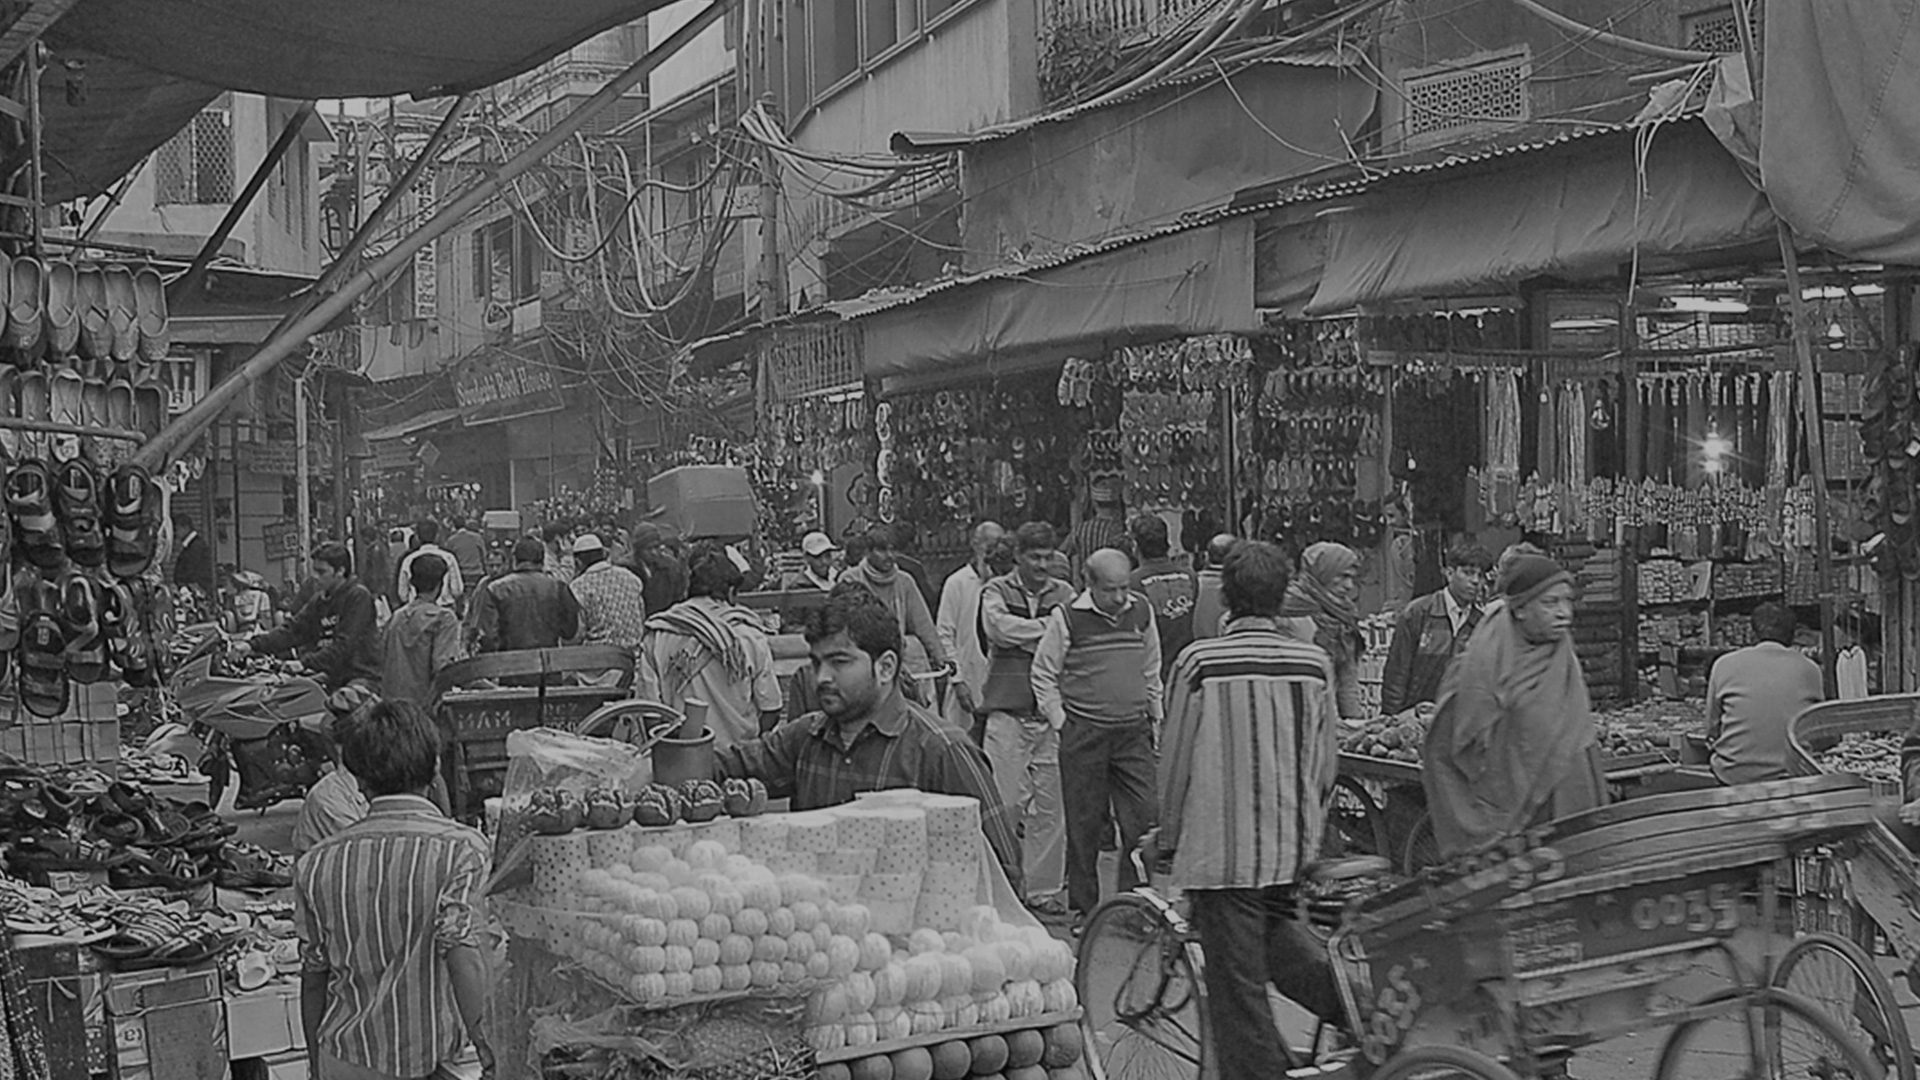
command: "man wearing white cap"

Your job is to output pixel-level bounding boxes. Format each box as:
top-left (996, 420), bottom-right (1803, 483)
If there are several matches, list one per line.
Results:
top-left (569, 533), bottom-right (649, 654)
top-left (783, 531), bottom-right (840, 591)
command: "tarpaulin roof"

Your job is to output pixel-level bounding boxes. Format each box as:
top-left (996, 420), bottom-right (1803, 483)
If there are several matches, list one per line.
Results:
top-left (1757, 0), bottom-right (1920, 264)
top-left (38, 0), bottom-right (672, 199)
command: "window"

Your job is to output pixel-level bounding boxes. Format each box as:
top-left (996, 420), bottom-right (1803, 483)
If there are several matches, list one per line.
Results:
top-left (863, 0), bottom-right (898, 59)
top-left (812, 0), bottom-right (859, 88)
top-left (155, 108), bottom-right (235, 205)
top-left (470, 232), bottom-right (487, 298)
top-left (1402, 50), bottom-right (1530, 145)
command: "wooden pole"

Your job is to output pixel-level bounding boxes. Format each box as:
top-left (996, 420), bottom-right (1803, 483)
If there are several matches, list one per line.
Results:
top-left (1779, 228), bottom-right (1839, 696)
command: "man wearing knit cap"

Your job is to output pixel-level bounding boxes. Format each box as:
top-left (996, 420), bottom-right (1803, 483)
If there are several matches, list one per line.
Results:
top-left (1060, 476), bottom-right (1131, 580)
top-left (1422, 553), bottom-right (1606, 858)
top-left (1031, 547), bottom-right (1162, 922)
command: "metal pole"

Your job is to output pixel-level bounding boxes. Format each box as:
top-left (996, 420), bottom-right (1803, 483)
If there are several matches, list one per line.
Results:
top-left (1779, 229), bottom-right (1839, 696)
top-left (24, 42), bottom-right (42, 259)
top-left (135, 0), bottom-right (729, 470)
top-left (295, 374), bottom-right (312, 579)
top-left (757, 91), bottom-right (785, 321)
top-left (173, 102), bottom-right (316, 302)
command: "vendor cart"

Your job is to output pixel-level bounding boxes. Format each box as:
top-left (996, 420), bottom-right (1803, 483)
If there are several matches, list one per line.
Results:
top-left (1081, 774), bottom-right (1889, 1080)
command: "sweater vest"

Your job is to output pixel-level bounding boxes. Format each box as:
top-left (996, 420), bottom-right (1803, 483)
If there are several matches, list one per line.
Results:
top-left (1059, 600), bottom-right (1154, 725)
top-left (979, 576), bottom-right (1071, 715)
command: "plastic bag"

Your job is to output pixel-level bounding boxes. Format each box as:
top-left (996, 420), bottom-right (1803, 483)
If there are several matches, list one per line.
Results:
top-left (491, 726), bottom-right (658, 878)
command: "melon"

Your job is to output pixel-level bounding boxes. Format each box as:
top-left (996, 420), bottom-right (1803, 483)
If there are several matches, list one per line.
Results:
top-left (875, 1004), bottom-right (912, 1041)
top-left (859, 932), bottom-right (892, 972)
top-left (779, 873), bottom-right (827, 906)
top-left (708, 886), bottom-right (744, 919)
top-left (807, 950), bottom-right (833, 980)
top-left (903, 955), bottom-right (944, 1002)
top-left (769, 907), bottom-right (798, 938)
top-left (662, 859), bottom-right (695, 886)
top-left (814, 922), bottom-right (836, 954)
top-left (975, 991), bottom-right (1012, 1024)
top-left (628, 972), bottom-right (667, 1003)
top-left (890, 1046), bottom-right (935, 1080)
top-left (685, 840), bottom-right (728, 870)
top-left (845, 1013), bottom-right (879, 1048)
top-left (742, 880), bottom-right (782, 912)
top-left (666, 919), bottom-right (701, 950)
top-left (699, 913), bottom-right (732, 941)
top-left (848, 1053), bottom-right (892, 1080)
top-left (750, 960), bottom-right (782, 988)
top-left (965, 945), bottom-right (1007, 993)
top-left (633, 871), bottom-right (673, 894)
top-left (631, 845), bottom-right (674, 872)
top-left (787, 930), bottom-right (817, 961)
top-left (937, 953), bottom-right (973, 999)
top-left (1041, 978), bottom-right (1077, 1014)
top-left (1006, 1067), bottom-right (1047, 1080)
top-left (872, 963), bottom-right (909, 1008)
top-left (630, 946), bottom-right (667, 974)
top-left (1041, 1023), bottom-right (1083, 1068)
top-left (670, 887), bottom-right (711, 922)
top-left (994, 940), bottom-right (1033, 984)
top-left (908, 928), bottom-right (945, 955)
top-left (790, 899), bottom-right (823, 929)
top-left (930, 1041), bottom-right (971, 1080)
top-left (817, 1064), bottom-right (852, 1080)
top-left (813, 985), bottom-right (852, 1024)
top-left (811, 1025), bottom-right (848, 1052)
top-left (721, 964), bottom-right (752, 991)
top-left (690, 965), bottom-right (723, 994)
top-left (663, 945), bottom-right (695, 973)
top-left (663, 971), bottom-right (695, 997)
top-left (733, 907), bottom-right (770, 938)
top-left (827, 935), bottom-right (862, 978)
top-left (943, 995), bottom-right (979, 1028)
top-left (845, 970), bottom-right (878, 1013)
top-left (1005, 1029), bottom-right (1045, 1069)
top-left (831, 903), bottom-right (873, 938)
top-left (782, 960), bottom-right (810, 983)
top-left (753, 935), bottom-right (789, 964)
top-left (719, 934), bottom-right (754, 966)
top-left (968, 1035), bottom-right (1010, 1074)
top-left (691, 938), bottom-right (721, 968)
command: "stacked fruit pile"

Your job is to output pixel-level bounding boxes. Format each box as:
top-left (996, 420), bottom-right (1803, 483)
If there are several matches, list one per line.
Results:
top-left (816, 1023), bottom-right (1085, 1080)
top-left (1813, 732), bottom-right (1902, 787)
top-left (1337, 709), bottom-right (1429, 763)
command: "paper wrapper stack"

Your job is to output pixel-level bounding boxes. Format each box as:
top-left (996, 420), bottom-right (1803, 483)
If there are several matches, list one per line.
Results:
top-left (532, 833), bottom-right (593, 951)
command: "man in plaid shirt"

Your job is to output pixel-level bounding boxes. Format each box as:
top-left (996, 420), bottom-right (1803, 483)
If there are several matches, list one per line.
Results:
top-left (716, 590), bottom-right (1022, 893)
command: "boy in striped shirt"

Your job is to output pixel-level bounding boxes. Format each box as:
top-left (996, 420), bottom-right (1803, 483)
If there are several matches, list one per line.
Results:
top-left (1149, 539), bottom-right (1343, 1079)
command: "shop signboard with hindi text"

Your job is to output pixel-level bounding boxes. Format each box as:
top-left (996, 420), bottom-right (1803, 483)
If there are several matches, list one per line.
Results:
top-left (455, 348), bottom-right (565, 426)
top-left (262, 520), bottom-right (298, 561)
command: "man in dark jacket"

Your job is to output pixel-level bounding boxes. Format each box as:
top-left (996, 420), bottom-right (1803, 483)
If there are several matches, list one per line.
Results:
top-left (240, 541), bottom-right (380, 689)
top-left (1379, 539), bottom-right (1491, 716)
top-left (1127, 514), bottom-right (1195, 678)
top-left (471, 537), bottom-right (580, 652)
top-left (172, 512), bottom-right (215, 595)
top-left (627, 523), bottom-right (689, 618)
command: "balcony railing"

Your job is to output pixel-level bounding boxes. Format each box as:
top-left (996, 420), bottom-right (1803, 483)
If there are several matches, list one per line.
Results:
top-left (1041, 0), bottom-right (1214, 47)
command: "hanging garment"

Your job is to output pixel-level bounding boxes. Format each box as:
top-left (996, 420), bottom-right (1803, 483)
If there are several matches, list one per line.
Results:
top-left (1836, 645), bottom-right (1868, 701)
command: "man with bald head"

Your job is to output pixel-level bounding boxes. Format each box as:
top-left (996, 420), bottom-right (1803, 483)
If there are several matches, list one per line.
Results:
top-left (1190, 533), bottom-right (1237, 642)
top-left (936, 519), bottom-right (1006, 740)
top-left (1031, 547), bottom-right (1163, 922)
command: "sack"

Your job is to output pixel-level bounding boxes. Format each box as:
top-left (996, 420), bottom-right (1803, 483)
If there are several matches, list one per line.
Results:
top-left (230, 725), bottom-right (330, 810)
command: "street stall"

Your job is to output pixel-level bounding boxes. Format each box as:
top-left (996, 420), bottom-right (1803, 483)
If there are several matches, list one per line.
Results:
top-left (481, 723), bottom-right (1088, 1080)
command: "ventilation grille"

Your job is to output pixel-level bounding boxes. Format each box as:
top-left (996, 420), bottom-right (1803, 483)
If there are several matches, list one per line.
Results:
top-left (1683, 5), bottom-right (1746, 52)
top-left (1403, 52), bottom-right (1530, 143)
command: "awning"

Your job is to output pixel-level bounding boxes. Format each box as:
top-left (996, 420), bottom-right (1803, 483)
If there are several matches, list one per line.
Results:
top-left (1296, 119), bottom-right (1778, 314)
top-left (363, 406), bottom-right (464, 443)
top-left (862, 216), bottom-right (1256, 390)
top-left (35, 0), bottom-right (683, 199)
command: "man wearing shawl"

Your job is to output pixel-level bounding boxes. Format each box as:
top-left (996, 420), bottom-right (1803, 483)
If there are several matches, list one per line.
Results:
top-left (1277, 542), bottom-right (1367, 719)
top-left (1422, 554), bottom-right (1607, 859)
top-left (638, 541), bottom-right (783, 749)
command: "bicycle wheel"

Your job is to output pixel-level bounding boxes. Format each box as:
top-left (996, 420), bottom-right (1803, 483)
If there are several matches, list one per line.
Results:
top-left (1400, 811), bottom-right (1441, 876)
top-left (1371, 1045), bottom-right (1524, 1080)
top-left (1077, 893), bottom-right (1205, 1080)
top-left (1323, 774), bottom-right (1391, 860)
top-left (1653, 986), bottom-right (1888, 1080)
top-left (1773, 932), bottom-right (1916, 1080)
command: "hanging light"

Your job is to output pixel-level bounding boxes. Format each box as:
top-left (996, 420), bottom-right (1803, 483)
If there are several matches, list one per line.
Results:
top-left (1702, 424), bottom-right (1731, 475)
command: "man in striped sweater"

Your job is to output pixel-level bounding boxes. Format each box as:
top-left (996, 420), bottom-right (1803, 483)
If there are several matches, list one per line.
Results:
top-left (1031, 547), bottom-right (1163, 923)
top-left (1149, 539), bottom-right (1344, 1079)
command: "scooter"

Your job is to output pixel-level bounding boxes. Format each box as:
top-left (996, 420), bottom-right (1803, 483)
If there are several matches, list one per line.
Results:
top-left (148, 625), bottom-right (336, 811)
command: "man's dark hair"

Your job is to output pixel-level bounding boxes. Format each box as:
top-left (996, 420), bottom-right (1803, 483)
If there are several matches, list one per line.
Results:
top-left (1013, 521), bottom-right (1057, 554)
top-left (865, 524), bottom-right (897, 551)
top-left (410, 553), bottom-right (448, 595)
top-left (541, 521), bottom-right (572, 543)
top-left (1444, 540), bottom-right (1494, 571)
top-left (1222, 540), bottom-right (1291, 619)
top-left (687, 541), bottom-right (743, 600)
top-left (842, 533), bottom-right (871, 566)
top-left (312, 541), bottom-right (353, 575)
top-left (1751, 601), bottom-right (1797, 645)
top-left (513, 537), bottom-right (546, 565)
top-left (341, 699), bottom-right (442, 797)
top-left (1130, 514), bottom-right (1170, 560)
top-left (805, 589), bottom-right (902, 661)
top-left (415, 519), bottom-right (440, 545)
top-left (985, 537), bottom-right (1017, 576)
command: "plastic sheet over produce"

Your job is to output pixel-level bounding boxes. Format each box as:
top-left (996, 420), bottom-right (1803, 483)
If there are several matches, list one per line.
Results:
top-left (483, 741), bottom-right (1076, 1079)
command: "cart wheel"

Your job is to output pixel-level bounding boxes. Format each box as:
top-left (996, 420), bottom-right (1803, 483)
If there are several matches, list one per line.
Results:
top-left (1077, 893), bottom-right (1205, 1080)
top-left (1653, 986), bottom-right (1887, 1080)
top-left (1773, 932), bottom-right (1916, 1080)
top-left (1323, 774), bottom-right (1391, 860)
top-left (1369, 1044), bottom-right (1523, 1080)
top-left (1400, 811), bottom-right (1440, 876)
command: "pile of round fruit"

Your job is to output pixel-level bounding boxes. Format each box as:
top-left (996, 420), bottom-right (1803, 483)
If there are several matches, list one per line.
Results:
top-left (1337, 714), bottom-right (1427, 763)
top-left (1814, 732), bottom-right (1902, 786)
top-left (1595, 724), bottom-right (1668, 759)
top-left (526, 778), bottom-right (768, 835)
top-left (818, 1023), bottom-right (1086, 1080)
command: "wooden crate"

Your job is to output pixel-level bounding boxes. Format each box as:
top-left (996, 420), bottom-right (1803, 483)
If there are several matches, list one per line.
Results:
top-left (108, 963), bottom-right (226, 1080)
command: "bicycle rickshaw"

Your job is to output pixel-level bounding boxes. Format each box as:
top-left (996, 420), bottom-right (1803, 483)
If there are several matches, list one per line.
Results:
top-left (1077, 774), bottom-right (1891, 1079)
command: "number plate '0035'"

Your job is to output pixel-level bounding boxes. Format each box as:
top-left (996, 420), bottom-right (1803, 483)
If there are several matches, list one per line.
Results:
top-left (1499, 866), bottom-right (1753, 975)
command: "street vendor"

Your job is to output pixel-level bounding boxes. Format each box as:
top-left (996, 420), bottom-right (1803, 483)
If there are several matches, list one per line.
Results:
top-left (715, 589), bottom-right (1024, 893)
top-left (1422, 554), bottom-right (1607, 859)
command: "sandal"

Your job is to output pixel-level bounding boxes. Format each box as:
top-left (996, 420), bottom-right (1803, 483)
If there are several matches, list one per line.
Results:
top-left (103, 265), bottom-right (137, 365)
top-left (60, 572), bottom-right (106, 683)
top-left (19, 602), bottom-right (69, 717)
top-left (134, 265), bottom-right (169, 365)
top-left (8, 460), bottom-right (62, 570)
top-left (76, 263), bottom-right (110, 362)
top-left (55, 458), bottom-right (104, 568)
top-left (100, 579), bottom-right (135, 677)
top-left (44, 260), bottom-right (78, 357)
top-left (116, 578), bottom-right (157, 687)
top-left (94, 905), bottom-right (189, 961)
top-left (132, 380), bottom-right (164, 441)
top-left (105, 463), bottom-right (156, 579)
top-left (6, 256), bottom-right (41, 356)
top-left (16, 367), bottom-right (48, 458)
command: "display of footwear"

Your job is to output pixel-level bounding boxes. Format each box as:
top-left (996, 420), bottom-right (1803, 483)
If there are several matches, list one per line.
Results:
top-left (43, 259), bottom-right (78, 356)
top-left (75, 263), bottom-right (110, 362)
top-left (7, 459), bottom-right (64, 570)
top-left (54, 457), bottom-right (105, 568)
top-left (103, 264), bottom-right (138, 365)
top-left (133, 265), bottom-right (170, 365)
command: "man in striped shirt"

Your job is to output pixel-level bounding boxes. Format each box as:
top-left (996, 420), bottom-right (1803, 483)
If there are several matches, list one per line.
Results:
top-left (295, 700), bottom-right (493, 1080)
top-left (1150, 539), bottom-right (1343, 1080)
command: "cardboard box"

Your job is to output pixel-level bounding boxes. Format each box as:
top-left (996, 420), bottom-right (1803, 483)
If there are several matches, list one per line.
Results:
top-left (226, 981), bottom-right (300, 1059)
top-left (108, 963), bottom-right (226, 1080)
top-left (647, 465), bottom-right (755, 540)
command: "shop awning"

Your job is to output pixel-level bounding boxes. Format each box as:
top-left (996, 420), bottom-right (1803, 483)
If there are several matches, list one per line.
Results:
top-left (362, 406), bottom-right (464, 443)
top-left (861, 216), bottom-right (1256, 390)
top-left (1292, 119), bottom-right (1778, 314)
top-left (34, 0), bottom-right (680, 199)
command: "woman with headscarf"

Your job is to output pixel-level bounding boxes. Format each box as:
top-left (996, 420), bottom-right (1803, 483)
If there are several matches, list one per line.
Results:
top-left (1278, 541), bottom-right (1366, 719)
top-left (1422, 553), bottom-right (1607, 859)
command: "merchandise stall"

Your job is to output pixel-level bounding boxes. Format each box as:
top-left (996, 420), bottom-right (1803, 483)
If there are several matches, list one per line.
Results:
top-left (485, 729), bottom-right (1087, 1080)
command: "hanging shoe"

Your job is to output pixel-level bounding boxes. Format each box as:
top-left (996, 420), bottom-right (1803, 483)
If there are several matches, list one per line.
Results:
top-left (133, 265), bottom-right (170, 366)
top-left (106, 462), bottom-right (157, 580)
top-left (0, 366), bottom-right (17, 461)
top-left (5, 257), bottom-right (42, 357)
top-left (18, 601), bottom-right (68, 718)
top-left (43, 260), bottom-right (78, 357)
top-left (59, 572), bottom-right (106, 684)
top-left (16, 366), bottom-right (47, 459)
top-left (99, 579), bottom-right (137, 682)
top-left (55, 457), bottom-right (105, 569)
top-left (7, 459), bottom-right (63, 571)
top-left (102, 265), bottom-right (138, 365)
top-left (132, 380), bottom-right (164, 440)
top-left (118, 577), bottom-right (156, 687)
top-left (75, 263), bottom-right (110, 362)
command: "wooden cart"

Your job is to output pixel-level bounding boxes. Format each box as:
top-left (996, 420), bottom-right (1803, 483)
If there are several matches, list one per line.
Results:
top-left (433, 645), bottom-right (634, 822)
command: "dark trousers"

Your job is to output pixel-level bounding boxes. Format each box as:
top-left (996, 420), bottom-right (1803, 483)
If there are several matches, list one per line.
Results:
top-left (1187, 887), bottom-right (1345, 1080)
top-left (1058, 716), bottom-right (1157, 916)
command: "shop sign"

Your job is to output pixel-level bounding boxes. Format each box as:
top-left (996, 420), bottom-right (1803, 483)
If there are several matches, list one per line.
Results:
top-left (454, 349), bottom-right (564, 426)
top-left (262, 520), bottom-right (299, 561)
top-left (414, 178), bottom-right (438, 320)
top-left (240, 443), bottom-right (316, 476)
